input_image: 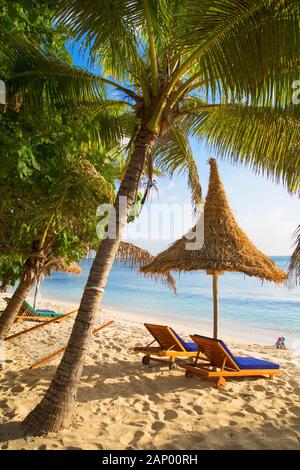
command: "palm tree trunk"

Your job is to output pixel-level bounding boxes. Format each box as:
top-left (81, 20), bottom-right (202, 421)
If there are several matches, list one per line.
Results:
top-left (0, 278), bottom-right (11, 293)
top-left (0, 266), bottom-right (35, 340)
top-left (22, 126), bottom-right (158, 435)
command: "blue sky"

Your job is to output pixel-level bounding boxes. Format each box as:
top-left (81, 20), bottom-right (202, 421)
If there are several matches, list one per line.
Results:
top-left (70, 45), bottom-right (299, 256)
top-left (126, 141), bottom-right (299, 256)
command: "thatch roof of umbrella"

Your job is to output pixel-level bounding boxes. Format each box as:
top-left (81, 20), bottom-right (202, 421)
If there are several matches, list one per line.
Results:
top-left (141, 158), bottom-right (286, 338)
top-left (46, 257), bottom-right (82, 276)
top-left (117, 241), bottom-right (176, 292)
top-left (142, 159), bottom-right (286, 283)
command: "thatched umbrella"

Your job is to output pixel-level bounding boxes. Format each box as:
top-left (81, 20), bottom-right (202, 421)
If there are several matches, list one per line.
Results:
top-left (117, 241), bottom-right (176, 292)
top-left (46, 257), bottom-right (82, 276)
top-left (141, 159), bottom-right (287, 338)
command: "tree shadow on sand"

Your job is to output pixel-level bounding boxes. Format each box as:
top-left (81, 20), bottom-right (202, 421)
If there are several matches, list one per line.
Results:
top-left (76, 360), bottom-right (267, 402)
top-left (0, 421), bottom-right (25, 444)
top-left (2, 356), bottom-right (270, 404)
top-left (148, 417), bottom-right (300, 450)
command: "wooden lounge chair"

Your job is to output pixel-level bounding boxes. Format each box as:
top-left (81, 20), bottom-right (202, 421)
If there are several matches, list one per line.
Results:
top-left (4, 298), bottom-right (66, 323)
top-left (134, 323), bottom-right (200, 370)
top-left (180, 334), bottom-right (281, 388)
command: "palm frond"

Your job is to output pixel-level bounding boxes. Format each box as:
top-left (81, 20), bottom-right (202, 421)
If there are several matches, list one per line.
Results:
top-left (153, 123), bottom-right (202, 209)
top-left (117, 241), bottom-right (176, 292)
top-left (186, 104), bottom-right (300, 193)
top-left (19, 156), bottom-right (115, 239)
top-left (289, 225), bottom-right (300, 284)
top-left (55, 0), bottom-right (146, 85)
top-left (0, 24), bottom-right (106, 111)
top-left (174, 0), bottom-right (300, 106)
top-left (71, 158), bottom-right (115, 201)
top-left (84, 102), bottom-right (137, 145)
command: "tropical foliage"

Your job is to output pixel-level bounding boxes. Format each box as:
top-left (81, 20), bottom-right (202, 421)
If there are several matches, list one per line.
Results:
top-left (47, 0), bottom-right (300, 192)
top-left (0, 100), bottom-right (122, 339)
top-left (0, 111), bottom-right (116, 282)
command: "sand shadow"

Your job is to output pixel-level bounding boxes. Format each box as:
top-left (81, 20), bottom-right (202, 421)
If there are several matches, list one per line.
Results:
top-left (0, 421), bottom-right (24, 443)
top-left (1, 364), bottom-right (57, 391)
top-left (76, 360), bottom-right (214, 402)
top-left (77, 359), bottom-right (267, 400)
top-left (2, 356), bottom-right (276, 406)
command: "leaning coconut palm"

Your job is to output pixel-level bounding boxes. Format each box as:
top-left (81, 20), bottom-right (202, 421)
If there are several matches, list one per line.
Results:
top-left (23, 0), bottom-right (300, 433)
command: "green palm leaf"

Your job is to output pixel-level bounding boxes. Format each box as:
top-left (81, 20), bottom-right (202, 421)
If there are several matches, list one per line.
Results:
top-left (85, 102), bottom-right (137, 145)
top-left (0, 24), bottom-right (105, 111)
top-left (186, 103), bottom-right (300, 193)
top-left (153, 123), bottom-right (202, 208)
top-left (55, 0), bottom-right (148, 87)
top-left (173, 0), bottom-right (300, 105)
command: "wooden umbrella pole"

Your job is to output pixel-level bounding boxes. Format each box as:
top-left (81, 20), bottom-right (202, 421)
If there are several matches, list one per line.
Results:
top-left (213, 273), bottom-right (219, 339)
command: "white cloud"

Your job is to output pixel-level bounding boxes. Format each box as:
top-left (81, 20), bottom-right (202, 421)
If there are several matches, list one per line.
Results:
top-left (240, 208), bottom-right (296, 255)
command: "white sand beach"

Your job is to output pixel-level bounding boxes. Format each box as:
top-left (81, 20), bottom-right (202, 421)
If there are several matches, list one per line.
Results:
top-left (0, 294), bottom-right (300, 450)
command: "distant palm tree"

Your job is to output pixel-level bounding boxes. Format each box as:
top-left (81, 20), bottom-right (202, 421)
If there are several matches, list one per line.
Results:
top-left (7, 0), bottom-right (298, 434)
top-left (289, 226), bottom-right (300, 284)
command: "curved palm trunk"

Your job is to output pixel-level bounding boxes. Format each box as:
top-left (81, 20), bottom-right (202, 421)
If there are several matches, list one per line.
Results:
top-left (23, 126), bottom-right (158, 435)
top-left (0, 264), bottom-right (35, 340)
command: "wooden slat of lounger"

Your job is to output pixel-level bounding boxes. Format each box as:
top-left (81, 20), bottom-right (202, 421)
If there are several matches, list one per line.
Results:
top-left (134, 346), bottom-right (164, 353)
top-left (191, 342), bottom-right (223, 363)
top-left (134, 346), bottom-right (198, 357)
top-left (181, 363), bottom-right (281, 378)
top-left (190, 335), bottom-right (238, 370)
top-left (145, 324), bottom-right (186, 352)
top-left (144, 326), bottom-right (173, 347)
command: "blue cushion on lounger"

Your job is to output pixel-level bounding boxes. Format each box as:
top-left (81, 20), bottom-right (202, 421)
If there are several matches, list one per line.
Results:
top-left (199, 336), bottom-right (280, 370)
top-left (234, 357), bottom-right (280, 370)
top-left (220, 339), bottom-right (279, 369)
top-left (185, 342), bottom-right (199, 352)
top-left (219, 340), bottom-right (239, 365)
top-left (171, 329), bottom-right (198, 352)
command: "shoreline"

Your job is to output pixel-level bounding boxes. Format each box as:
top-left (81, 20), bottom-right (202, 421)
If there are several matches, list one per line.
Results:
top-left (33, 293), bottom-right (298, 347)
top-left (1, 294), bottom-right (299, 450)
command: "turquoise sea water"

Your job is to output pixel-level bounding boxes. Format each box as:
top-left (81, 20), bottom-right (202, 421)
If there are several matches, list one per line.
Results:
top-left (32, 256), bottom-right (300, 345)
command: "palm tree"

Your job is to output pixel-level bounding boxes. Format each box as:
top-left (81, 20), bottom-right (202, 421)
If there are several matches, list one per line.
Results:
top-left (18, 0), bottom-right (300, 433)
top-left (289, 226), bottom-right (300, 284)
top-left (0, 21), bottom-right (198, 337)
